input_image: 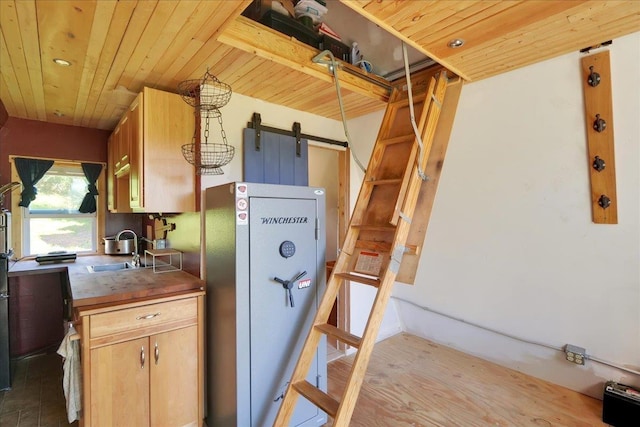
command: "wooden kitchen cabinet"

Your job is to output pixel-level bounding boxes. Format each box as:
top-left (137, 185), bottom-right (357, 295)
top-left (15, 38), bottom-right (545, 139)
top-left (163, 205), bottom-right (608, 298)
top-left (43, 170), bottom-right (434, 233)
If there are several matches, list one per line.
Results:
top-left (128, 93), bottom-right (142, 209)
top-left (107, 87), bottom-right (195, 213)
top-left (91, 336), bottom-right (150, 426)
top-left (78, 291), bottom-right (205, 427)
top-left (107, 133), bottom-right (116, 211)
top-left (107, 114), bottom-right (133, 213)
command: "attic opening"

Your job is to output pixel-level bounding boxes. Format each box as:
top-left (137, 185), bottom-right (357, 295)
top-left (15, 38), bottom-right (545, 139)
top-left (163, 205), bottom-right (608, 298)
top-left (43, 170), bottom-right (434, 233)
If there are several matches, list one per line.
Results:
top-left (242, 0), bottom-right (437, 84)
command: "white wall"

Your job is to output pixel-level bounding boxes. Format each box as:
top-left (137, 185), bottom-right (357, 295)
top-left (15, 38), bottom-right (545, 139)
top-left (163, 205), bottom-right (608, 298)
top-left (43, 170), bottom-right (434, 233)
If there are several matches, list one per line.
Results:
top-left (199, 92), bottom-right (347, 190)
top-left (308, 145), bottom-right (340, 262)
top-left (348, 32), bottom-right (640, 398)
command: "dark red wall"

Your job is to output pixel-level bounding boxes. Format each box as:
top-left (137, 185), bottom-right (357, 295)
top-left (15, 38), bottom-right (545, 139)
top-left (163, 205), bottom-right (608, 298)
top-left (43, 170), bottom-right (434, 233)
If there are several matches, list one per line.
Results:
top-left (0, 116), bottom-right (144, 235)
top-left (0, 117), bottom-right (109, 186)
top-left (9, 273), bottom-right (65, 356)
top-left (0, 117), bottom-right (110, 213)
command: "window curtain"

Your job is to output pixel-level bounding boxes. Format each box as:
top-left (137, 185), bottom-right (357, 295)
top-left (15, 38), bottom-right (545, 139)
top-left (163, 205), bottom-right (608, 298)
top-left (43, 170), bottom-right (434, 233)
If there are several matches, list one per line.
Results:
top-left (14, 157), bottom-right (54, 208)
top-left (79, 163), bottom-right (103, 213)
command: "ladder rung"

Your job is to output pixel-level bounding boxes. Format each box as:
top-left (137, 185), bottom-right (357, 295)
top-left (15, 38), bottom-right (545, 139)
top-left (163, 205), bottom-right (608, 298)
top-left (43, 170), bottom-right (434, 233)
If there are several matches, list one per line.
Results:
top-left (351, 224), bottom-right (396, 232)
top-left (353, 241), bottom-right (419, 255)
top-left (378, 135), bottom-right (414, 146)
top-left (389, 97), bottom-right (410, 107)
top-left (315, 323), bottom-right (361, 348)
top-left (292, 380), bottom-right (339, 418)
top-left (404, 244), bottom-right (420, 256)
top-left (335, 272), bottom-right (381, 288)
top-left (355, 240), bottom-right (391, 253)
top-left (365, 178), bottom-right (402, 186)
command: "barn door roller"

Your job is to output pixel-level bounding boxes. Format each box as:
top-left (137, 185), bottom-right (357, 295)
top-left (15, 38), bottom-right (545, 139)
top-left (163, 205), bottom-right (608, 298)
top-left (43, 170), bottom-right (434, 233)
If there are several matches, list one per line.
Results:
top-left (247, 112), bottom-right (348, 155)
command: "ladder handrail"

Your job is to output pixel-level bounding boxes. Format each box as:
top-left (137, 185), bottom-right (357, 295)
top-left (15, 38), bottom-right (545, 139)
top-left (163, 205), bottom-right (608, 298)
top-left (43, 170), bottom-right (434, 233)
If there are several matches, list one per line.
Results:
top-left (273, 68), bottom-right (450, 427)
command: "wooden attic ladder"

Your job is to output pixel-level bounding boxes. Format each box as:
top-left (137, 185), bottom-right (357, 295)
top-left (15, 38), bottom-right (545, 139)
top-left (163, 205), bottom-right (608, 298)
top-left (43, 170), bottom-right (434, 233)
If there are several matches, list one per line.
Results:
top-left (274, 68), bottom-right (456, 426)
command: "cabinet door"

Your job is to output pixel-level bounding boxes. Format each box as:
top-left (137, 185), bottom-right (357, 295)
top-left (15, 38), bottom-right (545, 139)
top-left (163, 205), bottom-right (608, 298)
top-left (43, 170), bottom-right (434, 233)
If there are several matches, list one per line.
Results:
top-left (138, 87), bottom-right (195, 213)
top-left (90, 337), bottom-right (150, 426)
top-left (129, 93), bottom-right (143, 208)
top-left (150, 326), bottom-right (198, 427)
top-left (112, 125), bottom-right (122, 175)
top-left (107, 134), bottom-right (116, 212)
top-left (115, 114), bottom-right (133, 213)
top-left (118, 115), bottom-right (130, 171)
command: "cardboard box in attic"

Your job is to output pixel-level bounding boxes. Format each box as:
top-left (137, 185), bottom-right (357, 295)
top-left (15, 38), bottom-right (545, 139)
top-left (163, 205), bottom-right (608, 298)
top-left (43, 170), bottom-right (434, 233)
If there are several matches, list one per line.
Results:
top-left (243, 0), bottom-right (296, 20)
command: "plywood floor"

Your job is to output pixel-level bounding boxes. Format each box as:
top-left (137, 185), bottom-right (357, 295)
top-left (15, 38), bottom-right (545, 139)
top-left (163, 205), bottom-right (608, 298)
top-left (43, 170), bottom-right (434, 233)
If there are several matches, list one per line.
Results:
top-left (327, 333), bottom-right (606, 427)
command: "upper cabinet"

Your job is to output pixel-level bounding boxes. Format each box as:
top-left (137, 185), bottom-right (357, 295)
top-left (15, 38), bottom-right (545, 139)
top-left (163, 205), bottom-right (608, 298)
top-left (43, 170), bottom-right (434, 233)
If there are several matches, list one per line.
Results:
top-left (107, 87), bottom-right (196, 213)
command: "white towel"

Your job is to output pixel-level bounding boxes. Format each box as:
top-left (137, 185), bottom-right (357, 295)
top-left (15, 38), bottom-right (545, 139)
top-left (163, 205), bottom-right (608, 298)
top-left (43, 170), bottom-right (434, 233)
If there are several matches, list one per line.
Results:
top-left (57, 324), bottom-right (82, 423)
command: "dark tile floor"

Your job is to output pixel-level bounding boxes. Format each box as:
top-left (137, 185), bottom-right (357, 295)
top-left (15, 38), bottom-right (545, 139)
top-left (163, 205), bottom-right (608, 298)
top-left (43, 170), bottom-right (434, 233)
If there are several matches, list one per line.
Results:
top-left (0, 352), bottom-right (76, 427)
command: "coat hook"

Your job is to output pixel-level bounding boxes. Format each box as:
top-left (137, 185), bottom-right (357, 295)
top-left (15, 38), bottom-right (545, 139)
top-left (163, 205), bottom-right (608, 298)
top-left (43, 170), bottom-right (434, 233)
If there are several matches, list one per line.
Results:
top-left (587, 66), bottom-right (601, 87)
top-left (598, 195), bottom-right (611, 209)
top-left (592, 156), bottom-right (606, 172)
top-left (593, 114), bottom-right (606, 133)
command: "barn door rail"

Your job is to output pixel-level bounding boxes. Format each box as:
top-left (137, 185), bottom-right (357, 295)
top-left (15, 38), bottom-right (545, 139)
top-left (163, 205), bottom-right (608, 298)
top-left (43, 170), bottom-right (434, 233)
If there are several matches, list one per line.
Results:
top-left (247, 112), bottom-right (348, 156)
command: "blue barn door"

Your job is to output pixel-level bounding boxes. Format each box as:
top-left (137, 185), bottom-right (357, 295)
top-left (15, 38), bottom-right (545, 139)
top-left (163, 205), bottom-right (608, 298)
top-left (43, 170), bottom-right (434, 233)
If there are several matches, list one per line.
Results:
top-left (243, 128), bottom-right (309, 186)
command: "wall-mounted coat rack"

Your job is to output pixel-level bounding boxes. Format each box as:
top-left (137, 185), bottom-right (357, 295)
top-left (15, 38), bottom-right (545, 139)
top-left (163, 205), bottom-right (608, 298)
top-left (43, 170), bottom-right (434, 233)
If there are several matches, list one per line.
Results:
top-left (581, 50), bottom-right (618, 224)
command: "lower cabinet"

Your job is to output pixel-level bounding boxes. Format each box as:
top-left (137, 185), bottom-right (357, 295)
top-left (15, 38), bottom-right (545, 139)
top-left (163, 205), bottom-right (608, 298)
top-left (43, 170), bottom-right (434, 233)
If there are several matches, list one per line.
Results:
top-left (91, 336), bottom-right (150, 426)
top-left (78, 291), bottom-right (204, 427)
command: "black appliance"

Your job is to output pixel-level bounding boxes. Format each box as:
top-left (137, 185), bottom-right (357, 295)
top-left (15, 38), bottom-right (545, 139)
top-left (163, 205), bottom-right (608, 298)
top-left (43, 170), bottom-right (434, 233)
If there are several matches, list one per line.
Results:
top-left (603, 381), bottom-right (640, 426)
top-left (1, 210), bottom-right (11, 390)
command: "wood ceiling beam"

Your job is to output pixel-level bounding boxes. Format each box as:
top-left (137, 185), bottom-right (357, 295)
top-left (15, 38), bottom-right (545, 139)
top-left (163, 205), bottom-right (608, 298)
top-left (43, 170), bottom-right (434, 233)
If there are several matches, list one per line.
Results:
top-left (218, 16), bottom-right (390, 103)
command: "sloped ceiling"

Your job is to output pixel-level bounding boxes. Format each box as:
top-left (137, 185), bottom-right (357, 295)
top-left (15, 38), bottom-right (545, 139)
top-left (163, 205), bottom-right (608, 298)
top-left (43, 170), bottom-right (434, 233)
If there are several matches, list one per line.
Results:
top-left (0, 0), bottom-right (638, 130)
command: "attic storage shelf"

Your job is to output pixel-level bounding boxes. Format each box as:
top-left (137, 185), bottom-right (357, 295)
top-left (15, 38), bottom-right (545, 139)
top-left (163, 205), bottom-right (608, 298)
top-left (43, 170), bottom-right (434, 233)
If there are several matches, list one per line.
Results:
top-left (259, 10), bottom-right (322, 50)
top-left (107, 87), bottom-right (196, 213)
top-left (243, 2), bottom-right (353, 67)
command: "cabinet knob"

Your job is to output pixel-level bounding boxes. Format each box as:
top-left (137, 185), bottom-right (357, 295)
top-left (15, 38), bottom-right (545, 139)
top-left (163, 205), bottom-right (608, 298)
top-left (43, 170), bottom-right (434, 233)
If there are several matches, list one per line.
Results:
top-left (154, 342), bottom-right (159, 365)
top-left (140, 346), bottom-right (145, 368)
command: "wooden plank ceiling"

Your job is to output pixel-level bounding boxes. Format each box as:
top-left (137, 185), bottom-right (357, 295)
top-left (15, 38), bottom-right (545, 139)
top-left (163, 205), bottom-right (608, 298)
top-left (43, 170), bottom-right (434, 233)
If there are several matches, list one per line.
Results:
top-left (0, 0), bottom-right (638, 131)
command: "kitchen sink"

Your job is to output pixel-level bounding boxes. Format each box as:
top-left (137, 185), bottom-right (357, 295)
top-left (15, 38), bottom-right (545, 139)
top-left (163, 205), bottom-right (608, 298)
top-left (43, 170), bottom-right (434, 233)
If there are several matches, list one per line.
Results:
top-left (87, 262), bottom-right (144, 273)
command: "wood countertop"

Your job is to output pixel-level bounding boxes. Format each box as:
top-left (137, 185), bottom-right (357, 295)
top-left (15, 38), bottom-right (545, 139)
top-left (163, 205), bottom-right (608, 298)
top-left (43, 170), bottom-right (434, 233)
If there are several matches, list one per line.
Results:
top-left (8, 255), bottom-right (205, 309)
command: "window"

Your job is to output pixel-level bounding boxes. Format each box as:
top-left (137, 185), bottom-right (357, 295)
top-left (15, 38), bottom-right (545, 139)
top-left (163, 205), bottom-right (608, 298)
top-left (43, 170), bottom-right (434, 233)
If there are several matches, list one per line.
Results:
top-left (11, 158), bottom-right (104, 257)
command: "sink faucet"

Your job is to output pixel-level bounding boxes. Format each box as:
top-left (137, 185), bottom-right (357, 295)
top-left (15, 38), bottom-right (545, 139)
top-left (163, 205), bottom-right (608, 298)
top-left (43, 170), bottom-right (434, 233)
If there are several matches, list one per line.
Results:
top-left (115, 229), bottom-right (140, 267)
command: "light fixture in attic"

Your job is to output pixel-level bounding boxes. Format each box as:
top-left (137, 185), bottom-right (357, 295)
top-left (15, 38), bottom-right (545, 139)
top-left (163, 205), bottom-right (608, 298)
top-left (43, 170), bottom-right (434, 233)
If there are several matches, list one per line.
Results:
top-left (447, 38), bottom-right (465, 48)
top-left (177, 69), bottom-right (235, 175)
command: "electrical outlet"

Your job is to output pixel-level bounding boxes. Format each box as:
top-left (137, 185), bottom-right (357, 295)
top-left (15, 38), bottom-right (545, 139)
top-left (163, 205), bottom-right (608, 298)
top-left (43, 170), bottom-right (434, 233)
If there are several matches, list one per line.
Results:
top-left (565, 344), bottom-right (586, 365)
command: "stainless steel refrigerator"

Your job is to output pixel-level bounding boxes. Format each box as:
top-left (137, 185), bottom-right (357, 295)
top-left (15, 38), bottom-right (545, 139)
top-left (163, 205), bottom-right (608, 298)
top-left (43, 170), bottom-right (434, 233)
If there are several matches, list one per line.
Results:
top-left (205, 182), bottom-right (327, 427)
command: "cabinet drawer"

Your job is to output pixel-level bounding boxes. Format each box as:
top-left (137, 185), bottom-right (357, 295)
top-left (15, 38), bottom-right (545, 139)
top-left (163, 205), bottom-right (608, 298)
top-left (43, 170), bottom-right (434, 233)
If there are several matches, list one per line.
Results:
top-left (90, 297), bottom-right (197, 347)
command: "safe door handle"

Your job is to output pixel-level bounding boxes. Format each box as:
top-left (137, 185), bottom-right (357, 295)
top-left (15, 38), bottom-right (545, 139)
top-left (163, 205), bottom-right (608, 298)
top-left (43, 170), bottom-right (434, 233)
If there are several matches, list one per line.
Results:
top-left (154, 342), bottom-right (159, 365)
top-left (273, 271), bottom-right (307, 308)
top-left (136, 312), bottom-right (160, 320)
top-left (140, 346), bottom-right (145, 369)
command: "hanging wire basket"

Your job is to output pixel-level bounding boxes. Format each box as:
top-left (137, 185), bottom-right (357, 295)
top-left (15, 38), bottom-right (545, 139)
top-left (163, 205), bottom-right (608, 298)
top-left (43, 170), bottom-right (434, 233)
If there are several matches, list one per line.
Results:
top-left (177, 69), bottom-right (235, 175)
top-left (177, 69), bottom-right (232, 111)
top-left (181, 143), bottom-right (235, 175)
top-left (180, 108), bottom-right (234, 175)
